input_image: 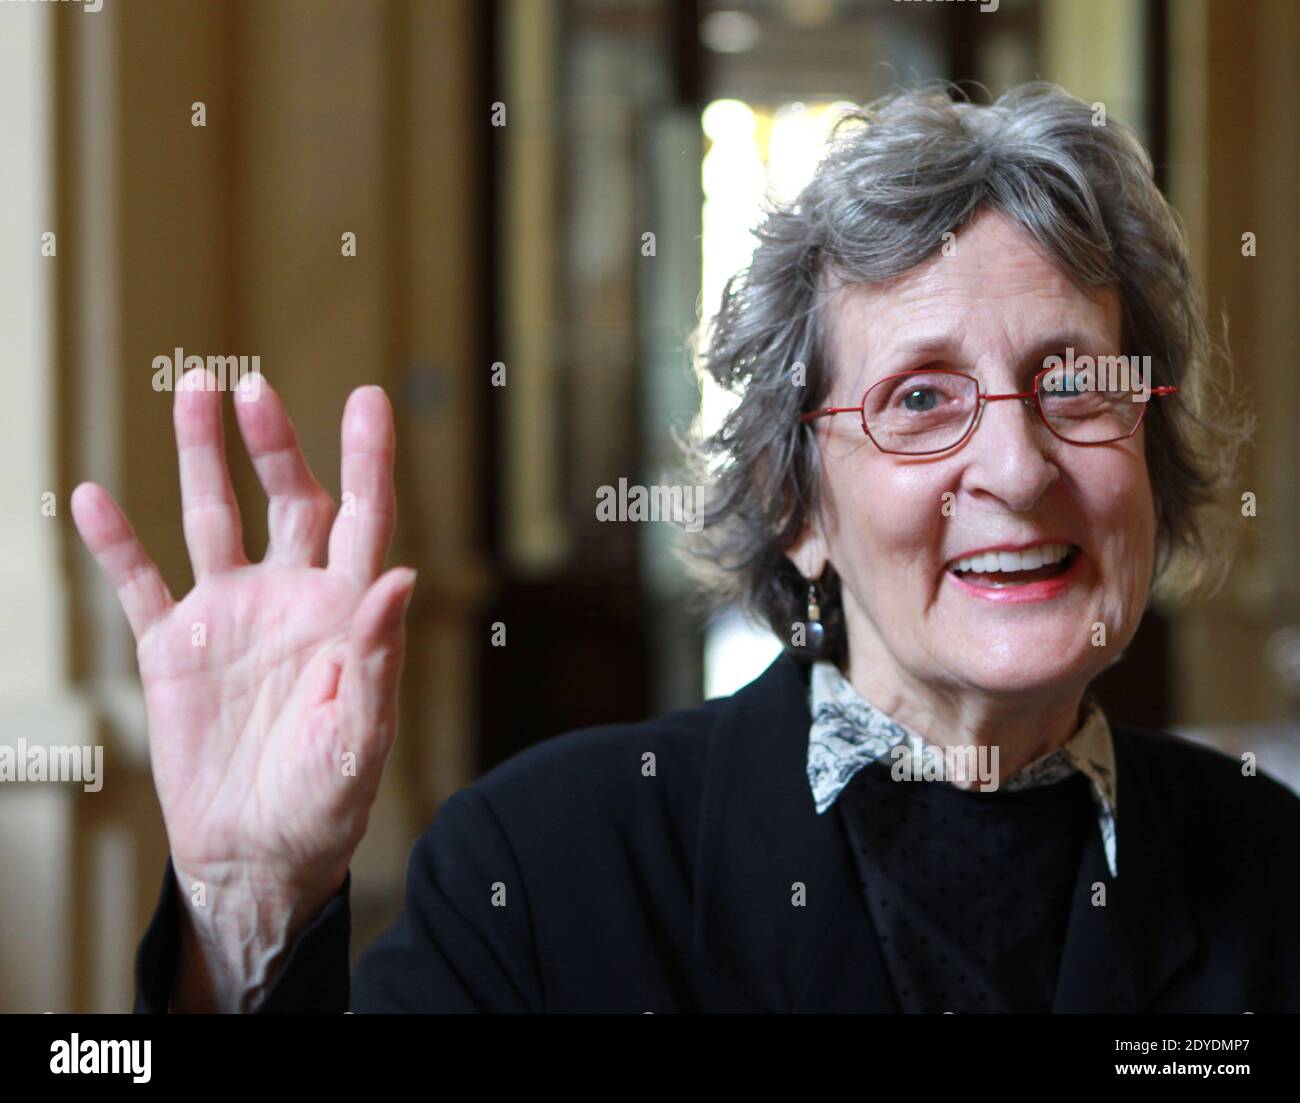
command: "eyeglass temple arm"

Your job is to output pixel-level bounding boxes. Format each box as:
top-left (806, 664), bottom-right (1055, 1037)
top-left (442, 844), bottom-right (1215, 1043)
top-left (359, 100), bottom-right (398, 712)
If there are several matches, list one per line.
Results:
top-left (799, 406), bottom-right (862, 423)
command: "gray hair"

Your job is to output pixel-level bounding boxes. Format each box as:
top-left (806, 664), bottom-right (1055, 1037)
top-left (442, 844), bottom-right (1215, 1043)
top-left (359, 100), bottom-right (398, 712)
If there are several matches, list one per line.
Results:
top-left (684, 81), bottom-right (1250, 668)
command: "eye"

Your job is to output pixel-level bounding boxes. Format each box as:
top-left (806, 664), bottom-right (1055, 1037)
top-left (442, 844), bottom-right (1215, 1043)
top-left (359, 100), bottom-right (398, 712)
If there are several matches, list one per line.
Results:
top-left (902, 387), bottom-right (939, 412)
top-left (1042, 354), bottom-right (1083, 393)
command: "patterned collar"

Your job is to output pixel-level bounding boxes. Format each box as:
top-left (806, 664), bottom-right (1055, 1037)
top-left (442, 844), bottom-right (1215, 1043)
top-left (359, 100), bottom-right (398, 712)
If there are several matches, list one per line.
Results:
top-left (806, 660), bottom-right (1120, 878)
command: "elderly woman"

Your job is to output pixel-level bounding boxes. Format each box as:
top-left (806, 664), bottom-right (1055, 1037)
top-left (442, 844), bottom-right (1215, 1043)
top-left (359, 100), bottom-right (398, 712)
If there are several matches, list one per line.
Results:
top-left (74, 84), bottom-right (1296, 1014)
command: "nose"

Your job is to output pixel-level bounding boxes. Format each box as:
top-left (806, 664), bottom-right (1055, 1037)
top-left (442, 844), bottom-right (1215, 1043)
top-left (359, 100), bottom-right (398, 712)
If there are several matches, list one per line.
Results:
top-left (962, 393), bottom-right (1060, 511)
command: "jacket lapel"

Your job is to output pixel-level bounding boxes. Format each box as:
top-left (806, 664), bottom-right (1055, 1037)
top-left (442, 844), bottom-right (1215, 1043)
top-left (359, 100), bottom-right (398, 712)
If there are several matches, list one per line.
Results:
top-left (693, 654), bottom-right (898, 1012)
top-left (1053, 724), bottom-right (1201, 1011)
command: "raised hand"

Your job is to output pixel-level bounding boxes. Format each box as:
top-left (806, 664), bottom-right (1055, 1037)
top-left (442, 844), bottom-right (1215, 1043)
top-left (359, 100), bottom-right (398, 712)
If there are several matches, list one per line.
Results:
top-left (70, 370), bottom-right (416, 1008)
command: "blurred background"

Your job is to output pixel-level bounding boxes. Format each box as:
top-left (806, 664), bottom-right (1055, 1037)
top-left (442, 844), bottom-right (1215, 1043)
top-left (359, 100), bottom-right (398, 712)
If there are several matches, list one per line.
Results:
top-left (0, 0), bottom-right (1296, 1011)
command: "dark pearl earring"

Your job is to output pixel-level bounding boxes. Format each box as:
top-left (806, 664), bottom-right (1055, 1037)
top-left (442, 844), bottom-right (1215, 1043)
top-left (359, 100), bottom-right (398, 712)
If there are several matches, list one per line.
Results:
top-left (805, 582), bottom-right (825, 654)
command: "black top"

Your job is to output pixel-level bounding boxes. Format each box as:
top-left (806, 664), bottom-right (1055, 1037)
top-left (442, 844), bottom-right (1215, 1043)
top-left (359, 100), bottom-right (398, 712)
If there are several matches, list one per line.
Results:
top-left (840, 763), bottom-right (1094, 1013)
top-left (131, 654), bottom-right (1300, 1012)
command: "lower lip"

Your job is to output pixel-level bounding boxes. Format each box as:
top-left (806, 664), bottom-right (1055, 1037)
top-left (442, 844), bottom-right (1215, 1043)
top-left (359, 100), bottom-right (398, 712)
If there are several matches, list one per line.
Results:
top-left (945, 551), bottom-right (1084, 604)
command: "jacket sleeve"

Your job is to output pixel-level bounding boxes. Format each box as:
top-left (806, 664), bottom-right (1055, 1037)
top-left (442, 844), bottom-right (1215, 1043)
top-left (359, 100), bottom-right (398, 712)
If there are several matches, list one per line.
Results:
top-left (133, 787), bottom-right (544, 1013)
top-left (1269, 805), bottom-right (1300, 1013)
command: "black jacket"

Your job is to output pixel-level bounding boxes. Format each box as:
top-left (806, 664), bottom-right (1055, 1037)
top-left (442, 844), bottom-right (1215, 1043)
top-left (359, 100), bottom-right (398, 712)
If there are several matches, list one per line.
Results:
top-left (135, 654), bottom-right (1300, 1012)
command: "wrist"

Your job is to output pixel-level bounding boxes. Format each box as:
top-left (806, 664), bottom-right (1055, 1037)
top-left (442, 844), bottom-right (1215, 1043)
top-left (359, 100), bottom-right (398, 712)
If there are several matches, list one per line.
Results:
top-left (168, 861), bottom-right (344, 1012)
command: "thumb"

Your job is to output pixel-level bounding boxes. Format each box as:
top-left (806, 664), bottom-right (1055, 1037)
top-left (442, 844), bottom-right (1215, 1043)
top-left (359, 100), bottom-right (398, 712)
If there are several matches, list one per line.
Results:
top-left (338, 566), bottom-right (416, 757)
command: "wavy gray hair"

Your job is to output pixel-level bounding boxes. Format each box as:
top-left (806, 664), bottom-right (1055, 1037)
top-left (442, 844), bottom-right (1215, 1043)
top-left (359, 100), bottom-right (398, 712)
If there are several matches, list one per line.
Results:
top-left (684, 82), bottom-right (1249, 668)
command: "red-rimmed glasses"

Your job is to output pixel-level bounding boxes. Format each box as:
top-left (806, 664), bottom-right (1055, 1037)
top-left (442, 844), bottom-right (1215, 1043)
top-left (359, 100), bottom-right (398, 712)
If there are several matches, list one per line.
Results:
top-left (799, 365), bottom-right (1179, 455)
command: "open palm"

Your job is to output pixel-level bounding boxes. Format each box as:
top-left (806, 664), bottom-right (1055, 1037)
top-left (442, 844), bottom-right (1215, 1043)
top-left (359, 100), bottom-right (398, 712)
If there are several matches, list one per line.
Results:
top-left (71, 370), bottom-right (416, 907)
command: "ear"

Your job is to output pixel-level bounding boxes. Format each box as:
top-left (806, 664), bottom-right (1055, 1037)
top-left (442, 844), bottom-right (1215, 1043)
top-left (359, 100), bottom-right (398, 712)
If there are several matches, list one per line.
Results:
top-left (784, 515), bottom-right (829, 581)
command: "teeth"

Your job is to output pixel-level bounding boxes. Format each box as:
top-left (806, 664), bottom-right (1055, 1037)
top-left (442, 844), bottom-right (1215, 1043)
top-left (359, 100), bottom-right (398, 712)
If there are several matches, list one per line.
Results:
top-left (951, 543), bottom-right (1073, 573)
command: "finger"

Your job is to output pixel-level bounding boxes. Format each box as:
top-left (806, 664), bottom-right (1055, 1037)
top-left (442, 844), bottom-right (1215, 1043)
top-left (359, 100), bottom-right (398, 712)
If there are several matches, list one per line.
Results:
top-left (337, 567), bottom-right (416, 758)
top-left (70, 482), bottom-right (175, 642)
top-left (327, 386), bottom-right (396, 586)
top-left (174, 368), bottom-right (248, 579)
top-left (232, 374), bottom-right (335, 568)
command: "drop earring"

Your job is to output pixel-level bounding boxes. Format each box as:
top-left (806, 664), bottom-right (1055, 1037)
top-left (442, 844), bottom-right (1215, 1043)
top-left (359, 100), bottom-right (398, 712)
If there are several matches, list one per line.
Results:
top-left (805, 580), bottom-right (825, 654)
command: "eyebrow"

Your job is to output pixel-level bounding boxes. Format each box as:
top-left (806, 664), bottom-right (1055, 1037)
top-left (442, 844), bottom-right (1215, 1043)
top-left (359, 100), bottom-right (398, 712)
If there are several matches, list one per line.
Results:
top-left (866, 331), bottom-right (1107, 384)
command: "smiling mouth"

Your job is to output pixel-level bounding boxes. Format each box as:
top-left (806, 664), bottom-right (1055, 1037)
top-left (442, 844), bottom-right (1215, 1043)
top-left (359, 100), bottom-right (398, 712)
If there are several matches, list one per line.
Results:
top-left (946, 543), bottom-right (1080, 588)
